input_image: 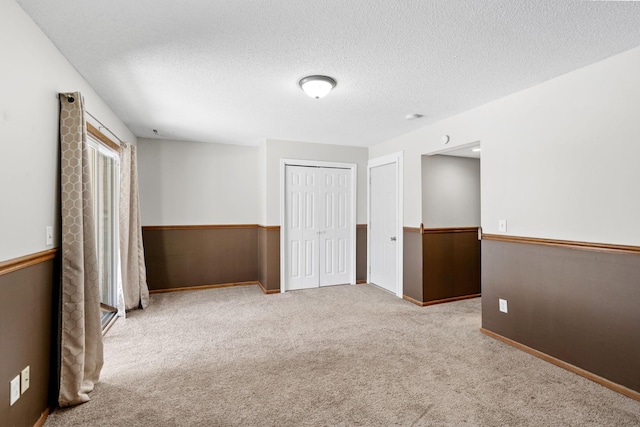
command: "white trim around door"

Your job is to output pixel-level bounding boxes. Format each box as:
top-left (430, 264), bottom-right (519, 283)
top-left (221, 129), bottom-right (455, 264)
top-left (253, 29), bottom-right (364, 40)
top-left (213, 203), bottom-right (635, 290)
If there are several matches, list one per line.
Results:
top-left (367, 152), bottom-right (403, 298)
top-left (280, 159), bottom-right (357, 292)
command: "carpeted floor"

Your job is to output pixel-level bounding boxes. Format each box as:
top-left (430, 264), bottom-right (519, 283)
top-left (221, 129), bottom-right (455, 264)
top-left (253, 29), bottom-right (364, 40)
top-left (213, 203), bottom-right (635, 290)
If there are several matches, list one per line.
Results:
top-left (45, 284), bottom-right (640, 426)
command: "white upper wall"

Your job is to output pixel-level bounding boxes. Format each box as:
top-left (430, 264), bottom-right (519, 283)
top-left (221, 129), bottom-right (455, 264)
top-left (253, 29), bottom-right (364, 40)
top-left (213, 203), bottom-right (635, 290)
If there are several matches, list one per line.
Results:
top-left (0, 0), bottom-right (136, 261)
top-left (422, 156), bottom-right (480, 228)
top-left (257, 140), bottom-right (267, 226)
top-left (264, 139), bottom-right (369, 225)
top-left (371, 45), bottom-right (640, 246)
top-left (137, 138), bottom-right (260, 225)
top-left (137, 138), bottom-right (367, 226)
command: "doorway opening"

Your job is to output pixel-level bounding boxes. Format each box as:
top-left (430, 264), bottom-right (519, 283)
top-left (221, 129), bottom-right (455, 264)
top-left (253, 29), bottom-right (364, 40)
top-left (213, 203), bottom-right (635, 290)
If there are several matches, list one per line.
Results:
top-left (419, 141), bottom-right (481, 304)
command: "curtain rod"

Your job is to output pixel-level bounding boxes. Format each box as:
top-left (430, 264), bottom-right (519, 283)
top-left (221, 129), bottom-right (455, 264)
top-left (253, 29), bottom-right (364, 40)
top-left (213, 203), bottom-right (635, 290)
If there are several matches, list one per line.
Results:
top-left (85, 110), bottom-right (126, 146)
top-left (59, 92), bottom-right (126, 146)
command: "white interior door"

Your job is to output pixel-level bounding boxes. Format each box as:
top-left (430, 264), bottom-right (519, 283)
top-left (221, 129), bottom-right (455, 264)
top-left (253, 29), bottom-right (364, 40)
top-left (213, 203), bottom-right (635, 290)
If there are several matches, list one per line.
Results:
top-left (369, 162), bottom-right (398, 294)
top-left (319, 168), bottom-right (351, 287)
top-left (285, 165), bottom-right (352, 290)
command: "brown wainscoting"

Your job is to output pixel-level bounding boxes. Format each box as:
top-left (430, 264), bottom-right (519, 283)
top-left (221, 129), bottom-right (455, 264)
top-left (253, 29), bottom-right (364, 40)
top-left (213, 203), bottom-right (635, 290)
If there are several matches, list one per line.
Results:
top-left (0, 252), bottom-right (56, 426)
top-left (356, 225), bottom-right (367, 282)
top-left (480, 328), bottom-right (640, 402)
top-left (403, 228), bottom-right (423, 302)
top-left (482, 238), bottom-right (640, 394)
top-left (142, 225), bottom-right (259, 291)
top-left (143, 224), bottom-right (365, 293)
top-left (423, 227), bottom-right (481, 303)
top-left (258, 226), bottom-right (281, 292)
top-left (0, 248), bottom-right (57, 276)
top-left (482, 233), bottom-right (640, 255)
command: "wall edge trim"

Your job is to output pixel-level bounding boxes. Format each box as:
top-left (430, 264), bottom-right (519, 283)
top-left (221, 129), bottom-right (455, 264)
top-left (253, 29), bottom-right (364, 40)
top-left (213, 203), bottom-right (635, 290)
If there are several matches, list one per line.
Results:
top-left (402, 294), bottom-right (424, 306)
top-left (143, 224), bottom-right (287, 231)
top-left (149, 281), bottom-right (260, 294)
top-left (258, 225), bottom-right (281, 231)
top-left (479, 328), bottom-right (640, 402)
top-left (403, 227), bottom-right (422, 233)
top-left (143, 224), bottom-right (259, 231)
top-left (148, 281), bottom-right (282, 295)
top-left (482, 234), bottom-right (640, 255)
top-left (403, 293), bottom-right (481, 306)
top-left (33, 407), bottom-right (50, 427)
top-left (0, 249), bottom-right (58, 277)
top-left (257, 281), bottom-right (280, 294)
top-left (423, 227), bottom-right (479, 234)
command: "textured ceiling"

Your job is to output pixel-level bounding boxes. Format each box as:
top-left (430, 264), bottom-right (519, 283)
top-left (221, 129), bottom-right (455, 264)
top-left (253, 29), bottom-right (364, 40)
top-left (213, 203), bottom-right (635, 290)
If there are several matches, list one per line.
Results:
top-left (16, 0), bottom-right (640, 147)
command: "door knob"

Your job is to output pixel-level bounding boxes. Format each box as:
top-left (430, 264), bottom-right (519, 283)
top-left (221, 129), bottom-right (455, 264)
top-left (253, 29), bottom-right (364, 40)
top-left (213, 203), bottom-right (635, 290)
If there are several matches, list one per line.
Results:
top-left (390, 236), bottom-right (397, 241)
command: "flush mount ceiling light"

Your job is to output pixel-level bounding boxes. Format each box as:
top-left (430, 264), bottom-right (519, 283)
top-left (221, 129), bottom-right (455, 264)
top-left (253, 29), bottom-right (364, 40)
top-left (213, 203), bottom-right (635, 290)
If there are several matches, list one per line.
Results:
top-left (299, 75), bottom-right (337, 99)
top-left (471, 147), bottom-right (481, 152)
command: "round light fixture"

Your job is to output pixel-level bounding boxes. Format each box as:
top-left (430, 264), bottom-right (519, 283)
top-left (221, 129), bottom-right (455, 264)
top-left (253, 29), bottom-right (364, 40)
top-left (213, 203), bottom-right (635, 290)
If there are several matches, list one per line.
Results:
top-left (441, 135), bottom-right (450, 145)
top-left (299, 75), bottom-right (337, 99)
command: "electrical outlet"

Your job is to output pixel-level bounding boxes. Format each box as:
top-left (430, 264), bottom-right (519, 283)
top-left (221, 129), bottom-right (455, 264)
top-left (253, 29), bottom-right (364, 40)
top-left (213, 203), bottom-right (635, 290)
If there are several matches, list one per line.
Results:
top-left (21, 366), bottom-right (30, 394)
top-left (46, 226), bottom-right (53, 246)
top-left (498, 219), bottom-right (507, 233)
top-left (499, 298), bottom-right (508, 313)
top-left (10, 376), bottom-right (20, 405)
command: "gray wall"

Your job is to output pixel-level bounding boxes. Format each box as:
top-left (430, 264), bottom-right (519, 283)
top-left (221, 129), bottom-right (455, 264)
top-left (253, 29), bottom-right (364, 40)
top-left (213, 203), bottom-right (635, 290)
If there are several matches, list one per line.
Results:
top-left (422, 155), bottom-right (480, 228)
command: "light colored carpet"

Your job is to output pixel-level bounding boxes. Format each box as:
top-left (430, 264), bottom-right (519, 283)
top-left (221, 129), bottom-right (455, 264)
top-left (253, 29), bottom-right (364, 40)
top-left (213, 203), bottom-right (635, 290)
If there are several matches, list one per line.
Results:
top-left (46, 284), bottom-right (640, 426)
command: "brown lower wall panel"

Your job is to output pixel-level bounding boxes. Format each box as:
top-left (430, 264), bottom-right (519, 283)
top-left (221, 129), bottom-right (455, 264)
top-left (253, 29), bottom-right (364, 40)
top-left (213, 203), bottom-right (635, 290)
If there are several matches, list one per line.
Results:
top-left (143, 227), bottom-right (259, 290)
top-left (482, 239), bottom-right (640, 393)
top-left (145, 225), bottom-right (367, 292)
top-left (258, 227), bottom-right (281, 292)
top-left (0, 258), bottom-right (55, 426)
top-left (144, 225), bottom-right (367, 292)
top-left (403, 230), bottom-right (423, 302)
top-left (356, 227), bottom-right (367, 282)
top-left (423, 230), bottom-right (481, 302)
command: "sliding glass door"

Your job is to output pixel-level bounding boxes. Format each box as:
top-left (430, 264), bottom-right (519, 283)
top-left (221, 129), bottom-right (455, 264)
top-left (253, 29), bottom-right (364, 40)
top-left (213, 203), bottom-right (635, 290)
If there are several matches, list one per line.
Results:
top-left (87, 137), bottom-right (120, 329)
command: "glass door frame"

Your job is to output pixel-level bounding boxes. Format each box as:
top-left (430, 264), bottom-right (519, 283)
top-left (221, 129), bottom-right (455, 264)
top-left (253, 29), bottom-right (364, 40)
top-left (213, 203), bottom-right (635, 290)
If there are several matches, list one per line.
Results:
top-left (86, 134), bottom-right (121, 331)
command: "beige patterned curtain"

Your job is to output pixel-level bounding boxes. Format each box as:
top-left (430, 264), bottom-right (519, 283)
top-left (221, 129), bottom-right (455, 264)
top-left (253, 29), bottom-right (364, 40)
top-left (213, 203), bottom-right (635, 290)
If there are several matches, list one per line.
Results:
top-left (119, 143), bottom-right (149, 310)
top-left (58, 92), bottom-right (104, 406)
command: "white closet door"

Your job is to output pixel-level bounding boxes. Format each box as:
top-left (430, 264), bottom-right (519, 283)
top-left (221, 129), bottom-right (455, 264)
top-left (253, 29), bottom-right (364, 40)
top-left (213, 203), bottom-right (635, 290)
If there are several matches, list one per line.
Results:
top-left (286, 166), bottom-right (320, 290)
top-left (285, 165), bottom-right (353, 290)
top-left (319, 168), bottom-right (351, 286)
